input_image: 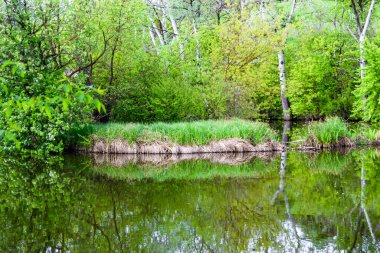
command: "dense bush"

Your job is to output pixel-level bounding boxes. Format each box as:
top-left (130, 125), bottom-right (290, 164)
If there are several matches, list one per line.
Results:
top-left (0, 62), bottom-right (104, 153)
top-left (287, 32), bottom-right (358, 119)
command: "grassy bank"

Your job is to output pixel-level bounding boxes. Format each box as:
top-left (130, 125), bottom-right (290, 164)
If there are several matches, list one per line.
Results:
top-left (293, 117), bottom-right (380, 148)
top-left (74, 117), bottom-right (380, 153)
top-left (83, 119), bottom-right (278, 146)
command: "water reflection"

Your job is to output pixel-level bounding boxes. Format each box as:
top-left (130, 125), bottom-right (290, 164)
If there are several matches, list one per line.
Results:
top-left (0, 150), bottom-right (379, 252)
top-left (91, 152), bottom-right (279, 167)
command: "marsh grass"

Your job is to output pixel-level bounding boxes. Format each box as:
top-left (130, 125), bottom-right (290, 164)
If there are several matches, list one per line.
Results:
top-left (87, 119), bottom-right (278, 145)
top-left (301, 117), bottom-right (352, 147)
top-left (351, 124), bottom-right (380, 144)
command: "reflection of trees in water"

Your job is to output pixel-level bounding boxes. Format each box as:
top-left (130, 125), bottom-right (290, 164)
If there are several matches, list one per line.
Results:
top-left (348, 152), bottom-right (380, 252)
top-left (271, 121), bottom-right (300, 251)
top-left (0, 156), bottom-right (92, 252)
top-left (0, 149), bottom-right (380, 252)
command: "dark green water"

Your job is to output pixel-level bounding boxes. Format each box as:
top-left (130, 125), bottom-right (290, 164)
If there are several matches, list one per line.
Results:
top-left (1, 150), bottom-right (380, 252)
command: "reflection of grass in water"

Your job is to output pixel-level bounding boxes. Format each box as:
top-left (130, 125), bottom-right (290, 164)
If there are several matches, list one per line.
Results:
top-left (309, 152), bottom-right (353, 174)
top-left (288, 151), bottom-right (352, 175)
top-left (85, 119), bottom-right (278, 145)
top-left (91, 158), bottom-right (280, 181)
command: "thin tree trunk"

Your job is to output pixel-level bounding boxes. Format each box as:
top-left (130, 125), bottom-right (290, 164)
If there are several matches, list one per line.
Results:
top-left (109, 45), bottom-right (116, 86)
top-left (161, 0), bottom-right (167, 43)
top-left (277, 0), bottom-right (296, 121)
top-left (167, 5), bottom-right (184, 59)
top-left (152, 21), bottom-right (165, 45)
top-left (282, 120), bottom-right (292, 144)
top-left (193, 21), bottom-right (201, 64)
top-left (278, 50), bottom-right (291, 121)
top-left (350, 0), bottom-right (376, 112)
top-left (149, 28), bottom-right (158, 50)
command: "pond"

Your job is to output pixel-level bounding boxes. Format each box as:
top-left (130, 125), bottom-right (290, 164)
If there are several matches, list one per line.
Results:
top-left (0, 149), bottom-right (379, 252)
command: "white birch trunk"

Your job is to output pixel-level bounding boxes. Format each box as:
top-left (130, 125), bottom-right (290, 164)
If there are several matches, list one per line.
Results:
top-left (352, 0), bottom-right (376, 112)
top-left (168, 10), bottom-right (184, 59)
top-left (240, 0), bottom-right (245, 11)
top-left (152, 22), bottom-right (165, 46)
top-left (161, 1), bottom-right (167, 43)
top-left (359, 36), bottom-right (366, 80)
top-left (277, 0), bottom-right (296, 121)
top-left (193, 22), bottom-right (201, 64)
top-left (149, 28), bottom-right (159, 53)
top-left (278, 50), bottom-right (291, 121)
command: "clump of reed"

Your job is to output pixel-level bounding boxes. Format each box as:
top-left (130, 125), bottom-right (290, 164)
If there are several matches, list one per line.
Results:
top-left (303, 117), bottom-right (353, 148)
top-left (87, 119), bottom-right (278, 146)
top-left (351, 124), bottom-right (380, 145)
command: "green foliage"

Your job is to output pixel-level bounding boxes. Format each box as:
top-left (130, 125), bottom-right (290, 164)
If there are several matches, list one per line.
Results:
top-left (287, 31), bottom-right (357, 119)
top-left (353, 36), bottom-right (380, 122)
top-left (89, 119), bottom-right (278, 145)
top-left (1, 0), bottom-right (380, 148)
top-left (0, 62), bottom-right (104, 153)
top-left (0, 0), bottom-right (106, 153)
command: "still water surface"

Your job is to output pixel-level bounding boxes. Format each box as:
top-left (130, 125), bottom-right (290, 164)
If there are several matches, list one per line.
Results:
top-left (0, 150), bottom-right (379, 252)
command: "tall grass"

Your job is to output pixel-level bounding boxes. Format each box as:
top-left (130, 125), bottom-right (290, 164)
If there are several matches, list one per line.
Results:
top-left (87, 119), bottom-right (278, 145)
top-left (351, 123), bottom-right (380, 144)
top-left (304, 117), bottom-right (351, 146)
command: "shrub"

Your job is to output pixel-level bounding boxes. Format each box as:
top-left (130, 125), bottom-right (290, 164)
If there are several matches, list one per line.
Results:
top-left (0, 62), bottom-right (104, 154)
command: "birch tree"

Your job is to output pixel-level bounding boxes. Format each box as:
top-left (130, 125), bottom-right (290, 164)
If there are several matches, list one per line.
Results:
top-left (348, 0), bottom-right (376, 81)
top-left (348, 0), bottom-right (377, 119)
top-left (278, 0), bottom-right (296, 121)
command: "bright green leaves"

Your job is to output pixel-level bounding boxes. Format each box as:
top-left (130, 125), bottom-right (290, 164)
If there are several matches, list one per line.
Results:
top-left (352, 36), bottom-right (380, 122)
top-left (0, 61), bottom-right (105, 153)
top-left (286, 31), bottom-right (358, 118)
top-left (94, 99), bottom-right (106, 113)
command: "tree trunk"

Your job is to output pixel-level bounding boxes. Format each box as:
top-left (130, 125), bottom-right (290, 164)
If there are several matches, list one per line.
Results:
top-left (149, 28), bottom-right (159, 53)
top-left (282, 120), bottom-right (292, 144)
top-left (193, 22), bottom-right (201, 64)
top-left (278, 50), bottom-right (291, 121)
top-left (359, 37), bottom-right (366, 80)
top-left (352, 0), bottom-right (376, 113)
top-left (277, 0), bottom-right (296, 121)
top-left (168, 12), bottom-right (184, 60)
top-left (152, 21), bottom-right (165, 46)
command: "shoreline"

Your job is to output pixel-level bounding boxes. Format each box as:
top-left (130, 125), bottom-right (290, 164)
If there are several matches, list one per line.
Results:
top-left (76, 138), bottom-right (285, 154)
top-left (75, 137), bottom-right (378, 154)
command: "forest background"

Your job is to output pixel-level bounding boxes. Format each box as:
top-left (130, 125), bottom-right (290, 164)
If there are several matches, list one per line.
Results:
top-left (0, 0), bottom-right (379, 152)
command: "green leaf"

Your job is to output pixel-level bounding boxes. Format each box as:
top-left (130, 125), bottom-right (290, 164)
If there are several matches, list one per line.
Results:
top-left (62, 99), bottom-right (69, 111)
top-left (5, 107), bottom-right (12, 119)
top-left (44, 105), bottom-right (53, 118)
top-left (75, 91), bottom-right (85, 102)
top-left (94, 99), bottom-right (106, 113)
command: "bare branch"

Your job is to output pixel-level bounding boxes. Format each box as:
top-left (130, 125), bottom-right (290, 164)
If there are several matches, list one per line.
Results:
top-left (351, 0), bottom-right (362, 35)
top-left (361, 0), bottom-right (376, 38)
top-left (67, 31), bottom-right (109, 77)
top-left (286, 0), bottom-right (297, 26)
top-left (347, 26), bottom-right (359, 42)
